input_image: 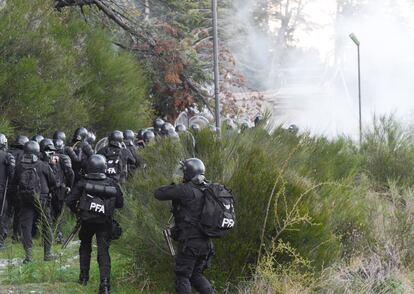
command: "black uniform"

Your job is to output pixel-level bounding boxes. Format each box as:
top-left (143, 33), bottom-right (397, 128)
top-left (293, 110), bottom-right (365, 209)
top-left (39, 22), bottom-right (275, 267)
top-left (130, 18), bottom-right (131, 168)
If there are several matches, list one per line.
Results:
top-left (13, 155), bottom-right (56, 255)
top-left (97, 146), bottom-right (135, 183)
top-left (0, 149), bottom-right (15, 245)
top-left (155, 182), bottom-right (215, 294)
top-left (40, 152), bottom-right (74, 240)
top-left (71, 141), bottom-right (94, 183)
top-left (124, 142), bottom-right (144, 173)
top-left (66, 173), bottom-right (123, 285)
top-left (6, 146), bottom-right (25, 241)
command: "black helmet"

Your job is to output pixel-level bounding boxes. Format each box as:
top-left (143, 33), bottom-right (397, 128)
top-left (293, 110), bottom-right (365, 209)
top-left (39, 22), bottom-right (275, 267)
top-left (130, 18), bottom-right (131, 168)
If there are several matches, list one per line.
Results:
top-left (143, 130), bottom-right (155, 143)
top-left (87, 131), bottom-right (96, 144)
top-left (168, 129), bottom-right (179, 139)
top-left (240, 120), bottom-right (250, 131)
top-left (86, 154), bottom-right (107, 174)
top-left (123, 130), bottom-right (135, 143)
top-left (24, 141), bottom-right (40, 155)
top-left (32, 135), bottom-right (44, 144)
top-left (109, 130), bottom-right (123, 148)
top-left (53, 130), bottom-right (66, 142)
top-left (153, 118), bottom-right (165, 134)
top-left (40, 138), bottom-right (56, 152)
top-left (137, 129), bottom-right (147, 141)
top-left (175, 124), bottom-right (187, 133)
top-left (254, 115), bottom-right (263, 127)
top-left (182, 158), bottom-right (205, 182)
top-left (73, 127), bottom-right (88, 142)
top-left (161, 123), bottom-right (174, 136)
top-left (54, 138), bottom-right (65, 152)
top-left (14, 135), bottom-right (29, 147)
top-left (288, 124), bottom-right (299, 134)
top-left (190, 123), bottom-right (201, 133)
top-left (0, 134), bottom-right (7, 148)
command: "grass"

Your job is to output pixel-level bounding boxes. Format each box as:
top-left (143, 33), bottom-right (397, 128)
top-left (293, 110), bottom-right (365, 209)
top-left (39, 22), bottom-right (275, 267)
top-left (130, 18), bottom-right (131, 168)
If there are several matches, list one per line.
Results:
top-left (0, 228), bottom-right (142, 293)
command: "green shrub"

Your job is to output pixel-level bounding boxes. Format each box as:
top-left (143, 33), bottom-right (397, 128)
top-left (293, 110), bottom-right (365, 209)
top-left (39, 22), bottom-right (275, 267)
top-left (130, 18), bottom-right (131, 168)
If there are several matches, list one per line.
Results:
top-left (119, 127), bottom-right (376, 291)
top-left (0, 0), bottom-right (151, 137)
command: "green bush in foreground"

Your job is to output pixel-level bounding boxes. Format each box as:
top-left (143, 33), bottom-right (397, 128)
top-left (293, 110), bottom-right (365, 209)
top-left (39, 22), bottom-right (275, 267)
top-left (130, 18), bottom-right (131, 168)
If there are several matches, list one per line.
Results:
top-left (116, 117), bottom-right (414, 292)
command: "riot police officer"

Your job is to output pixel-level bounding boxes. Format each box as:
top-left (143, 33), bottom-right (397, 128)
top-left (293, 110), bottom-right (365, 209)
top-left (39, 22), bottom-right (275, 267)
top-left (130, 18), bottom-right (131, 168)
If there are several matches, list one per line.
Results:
top-left (32, 135), bottom-right (44, 144)
top-left (190, 123), bottom-right (201, 133)
top-left (66, 154), bottom-right (123, 294)
top-left (0, 134), bottom-right (15, 249)
top-left (6, 135), bottom-right (29, 242)
top-left (153, 118), bottom-right (165, 136)
top-left (97, 131), bottom-right (135, 183)
top-left (175, 124), bottom-right (187, 133)
top-left (142, 130), bottom-right (155, 145)
top-left (39, 138), bottom-right (74, 243)
top-left (123, 130), bottom-right (144, 173)
top-left (71, 128), bottom-right (94, 183)
top-left (154, 158), bottom-right (215, 294)
top-left (87, 131), bottom-right (97, 148)
top-left (53, 130), bottom-right (66, 143)
top-left (135, 129), bottom-right (146, 148)
top-left (13, 141), bottom-right (57, 263)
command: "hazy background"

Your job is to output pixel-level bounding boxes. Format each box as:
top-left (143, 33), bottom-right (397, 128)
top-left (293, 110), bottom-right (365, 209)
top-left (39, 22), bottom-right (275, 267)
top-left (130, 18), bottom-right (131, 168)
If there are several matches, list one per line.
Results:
top-left (227, 0), bottom-right (414, 139)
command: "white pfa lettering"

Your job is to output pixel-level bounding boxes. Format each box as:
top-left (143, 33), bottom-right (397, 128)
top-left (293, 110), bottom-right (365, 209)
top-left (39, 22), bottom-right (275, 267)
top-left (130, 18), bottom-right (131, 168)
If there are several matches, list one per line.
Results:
top-left (107, 167), bottom-right (116, 174)
top-left (90, 202), bottom-right (105, 214)
top-left (221, 218), bottom-right (234, 228)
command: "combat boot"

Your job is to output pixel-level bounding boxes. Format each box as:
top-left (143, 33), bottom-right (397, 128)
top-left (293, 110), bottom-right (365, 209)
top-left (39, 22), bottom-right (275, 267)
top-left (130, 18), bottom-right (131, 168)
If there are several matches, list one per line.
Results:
top-left (23, 247), bottom-right (32, 264)
top-left (79, 270), bottom-right (89, 286)
top-left (56, 231), bottom-right (63, 244)
top-left (44, 244), bottom-right (57, 261)
top-left (99, 278), bottom-right (110, 294)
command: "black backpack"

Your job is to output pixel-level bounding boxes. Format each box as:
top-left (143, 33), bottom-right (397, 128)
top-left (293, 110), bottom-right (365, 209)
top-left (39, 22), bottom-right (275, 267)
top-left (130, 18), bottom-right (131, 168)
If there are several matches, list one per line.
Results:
top-left (199, 184), bottom-right (236, 238)
top-left (78, 186), bottom-right (116, 224)
top-left (18, 164), bottom-right (41, 205)
top-left (105, 149), bottom-right (125, 179)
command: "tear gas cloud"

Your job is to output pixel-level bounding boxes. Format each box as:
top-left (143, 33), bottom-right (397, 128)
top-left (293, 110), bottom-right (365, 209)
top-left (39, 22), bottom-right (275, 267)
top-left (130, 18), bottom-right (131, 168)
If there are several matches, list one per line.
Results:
top-left (228, 0), bottom-right (414, 139)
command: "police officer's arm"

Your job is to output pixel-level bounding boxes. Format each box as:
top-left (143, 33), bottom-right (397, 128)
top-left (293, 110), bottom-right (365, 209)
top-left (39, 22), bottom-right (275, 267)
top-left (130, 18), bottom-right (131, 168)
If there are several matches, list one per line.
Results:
top-left (61, 155), bottom-right (75, 188)
top-left (114, 183), bottom-right (124, 209)
top-left (65, 146), bottom-right (81, 164)
top-left (6, 153), bottom-right (15, 180)
top-left (44, 163), bottom-right (57, 191)
top-left (11, 164), bottom-right (22, 186)
top-left (123, 148), bottom-right (136, 167)
top-left (154, 184), bottom-right (184, 201)
top-left (81, 142), bottom-right (94, 158)
top-left (66, 181), bottom-right (83, 214)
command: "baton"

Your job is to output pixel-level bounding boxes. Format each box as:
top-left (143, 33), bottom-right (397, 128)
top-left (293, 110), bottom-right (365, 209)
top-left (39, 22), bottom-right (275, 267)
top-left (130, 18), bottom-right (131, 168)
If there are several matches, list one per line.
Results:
top-left (0, 178), bottom-right (8, 217)
top-left (62, 220), bottom-right (81, 249)
top-left (163, 214), bottom-right (176, 257)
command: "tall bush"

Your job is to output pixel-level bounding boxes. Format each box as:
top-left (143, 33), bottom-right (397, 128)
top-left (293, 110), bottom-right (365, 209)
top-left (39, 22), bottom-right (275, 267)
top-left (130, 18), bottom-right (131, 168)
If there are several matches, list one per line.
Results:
top-left (0, 0), bottom-right (150, 137)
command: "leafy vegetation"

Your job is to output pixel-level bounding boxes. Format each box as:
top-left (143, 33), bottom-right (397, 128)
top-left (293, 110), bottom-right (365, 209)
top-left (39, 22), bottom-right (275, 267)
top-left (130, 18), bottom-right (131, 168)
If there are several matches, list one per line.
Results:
top-left (116, 118), bottom-right (414, 293)
top-left (0, 0), bottom-right (150, 137)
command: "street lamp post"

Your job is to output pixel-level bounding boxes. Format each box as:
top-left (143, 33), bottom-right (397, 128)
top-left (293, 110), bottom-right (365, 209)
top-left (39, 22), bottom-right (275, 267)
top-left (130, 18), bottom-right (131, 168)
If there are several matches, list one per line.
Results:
top-left (212, 0), bottom-right (221, 135)
top-left (349, 33), bottom-right (362, 145)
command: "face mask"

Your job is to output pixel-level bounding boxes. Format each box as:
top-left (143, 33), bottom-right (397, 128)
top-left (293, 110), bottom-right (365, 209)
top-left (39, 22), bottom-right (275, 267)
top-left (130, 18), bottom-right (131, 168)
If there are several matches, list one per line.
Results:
top-left (191, 175), bottom-right (205, 185)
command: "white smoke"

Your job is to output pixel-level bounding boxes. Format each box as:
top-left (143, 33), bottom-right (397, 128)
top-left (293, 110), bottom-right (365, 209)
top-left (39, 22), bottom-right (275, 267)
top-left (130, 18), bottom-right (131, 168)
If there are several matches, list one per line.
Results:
top-left (227, 0), bottom-right (414, 139)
